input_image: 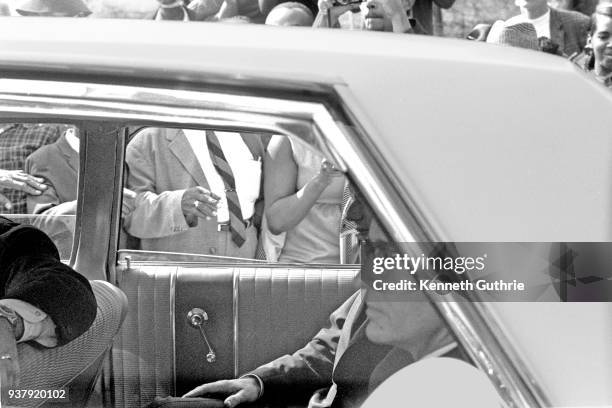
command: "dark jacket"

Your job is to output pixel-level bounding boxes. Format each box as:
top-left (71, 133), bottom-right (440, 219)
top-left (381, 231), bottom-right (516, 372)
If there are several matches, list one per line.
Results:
top-left (549, 7), bottom-right (591, 56)
top-left (250, 291), bottom-right (466, 408)
top-left (0, 217), bottom-right (96, 346)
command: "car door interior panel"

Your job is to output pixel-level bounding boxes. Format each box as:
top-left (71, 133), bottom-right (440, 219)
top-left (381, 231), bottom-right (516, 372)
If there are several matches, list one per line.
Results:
top-left (112, 260), bottom-right (359, 408)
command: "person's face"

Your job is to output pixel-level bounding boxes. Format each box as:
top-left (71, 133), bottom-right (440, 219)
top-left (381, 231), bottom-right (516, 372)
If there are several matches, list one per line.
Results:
top-left (350, 196), bottom-right (446, 351)
top-left (591, 14), bottom-right (612, 76)
top-left (359, 0), bottom-right (412, 31)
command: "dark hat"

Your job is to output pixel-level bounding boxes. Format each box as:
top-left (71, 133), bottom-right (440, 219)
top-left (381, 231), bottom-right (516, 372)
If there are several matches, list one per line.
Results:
top-left (487, 21), bottom-right (539, 51)
top-left (16, 0), bottom-right (91, 16)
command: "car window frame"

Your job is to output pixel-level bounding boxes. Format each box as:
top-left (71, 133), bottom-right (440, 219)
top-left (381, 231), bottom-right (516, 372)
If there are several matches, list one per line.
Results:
top-left (0, 75), bottom-right (548, 407)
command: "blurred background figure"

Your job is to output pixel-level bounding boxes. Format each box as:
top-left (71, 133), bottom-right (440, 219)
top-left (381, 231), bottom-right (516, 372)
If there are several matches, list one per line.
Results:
top-left (265, 1), bottom-right (314, 25)
top-left (0, 124), bottom-right (61, 214)
top-left (186, 0), bottom-right (225, 19)
top-left (14, 0), bottom-right (91, 16)
top-left (487, 21), bottom-right (540, 51)
top-left (0, 1), bottom-right (10, 15)
top-left (549, 0), bottom-right (597, 16)
top-left (412, 0), bottom-right (455, 35)
top-left (314, 0), bottom-right (420, 32)
top-left (503, 0), bottom-right (590, 57)
top-left (151, 0), bottom-right (196, 20)
top-left (578, 2), bottom-right (612, 87)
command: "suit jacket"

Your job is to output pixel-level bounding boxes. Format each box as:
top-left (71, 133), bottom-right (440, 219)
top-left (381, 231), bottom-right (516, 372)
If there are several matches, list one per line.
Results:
top-left (0, 217), bottom-right (96, 346)
top-left (25, 133), bottom-right (79, 215)
top-left (251, 291), bottom-right (465, 408)
top-left (124, 128), bottom-right (264, 258)
top-left (549, 7), bottom-right (591, 57)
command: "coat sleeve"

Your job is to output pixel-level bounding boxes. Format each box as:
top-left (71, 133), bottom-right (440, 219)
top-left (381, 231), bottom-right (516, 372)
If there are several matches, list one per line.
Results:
top-left (25, 150), bottom-right (62, 215)
top-left (249, 291), bottom-right (359, 401)
top-left (0, 221), bottom-right (96, 346)
top-left (123, 131), bottom-right (191, 239)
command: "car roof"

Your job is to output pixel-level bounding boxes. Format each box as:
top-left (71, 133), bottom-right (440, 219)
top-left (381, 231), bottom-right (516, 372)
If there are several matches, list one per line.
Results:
top-left (1, 18), bottom-right (611, 242)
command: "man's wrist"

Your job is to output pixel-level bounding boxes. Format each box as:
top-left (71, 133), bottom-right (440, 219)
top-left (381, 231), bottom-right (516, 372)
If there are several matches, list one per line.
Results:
top-left (239, 374), bottom-right (264, 399)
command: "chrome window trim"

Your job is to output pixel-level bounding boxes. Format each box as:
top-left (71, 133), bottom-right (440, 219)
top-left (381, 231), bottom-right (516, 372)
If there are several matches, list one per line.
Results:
top-left (233, 267), bottom-right (240, 379)
top-left (0, 77), bottom-right (548, 407)
top-left (330, 85), bottom-right (550, 408)
top-left (170, 265), bottom-right (178, 396)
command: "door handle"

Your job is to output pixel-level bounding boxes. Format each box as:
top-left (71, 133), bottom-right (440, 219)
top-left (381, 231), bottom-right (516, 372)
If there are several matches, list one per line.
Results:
top-left (187, 308), bottom-right (216, 363)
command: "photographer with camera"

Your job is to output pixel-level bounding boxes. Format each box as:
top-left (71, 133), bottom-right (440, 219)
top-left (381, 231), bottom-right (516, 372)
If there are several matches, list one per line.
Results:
top-left (313, 0), bottom-right (422, 33)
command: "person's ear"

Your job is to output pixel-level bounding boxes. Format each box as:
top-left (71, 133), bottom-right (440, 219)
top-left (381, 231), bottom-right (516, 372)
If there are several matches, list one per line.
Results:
top-left (585, 33), bottom-right (593, 54)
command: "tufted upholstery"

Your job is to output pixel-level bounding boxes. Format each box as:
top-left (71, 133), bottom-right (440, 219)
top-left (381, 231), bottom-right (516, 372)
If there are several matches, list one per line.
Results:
top-left (112, 263), bottom-right (359, 407)
top-left (16, 280), bottom-right (128, 408)
top-left (236, 267), bottom-right (359, 373)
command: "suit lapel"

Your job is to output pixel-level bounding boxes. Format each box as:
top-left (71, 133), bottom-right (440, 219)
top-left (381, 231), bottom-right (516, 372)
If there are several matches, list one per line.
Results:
top-left (549, 8), bottom-right (565, 54)
top-left (167, 129), bottom-right (209, 189)
top-left (55, 133), bottom-right (79, 175)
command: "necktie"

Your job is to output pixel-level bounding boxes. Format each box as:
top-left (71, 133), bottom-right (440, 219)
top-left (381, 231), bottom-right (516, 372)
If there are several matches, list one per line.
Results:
top-left (339, 181), bottom-right (359, 264)
top-left (206, 131), bottom-right (246, 247)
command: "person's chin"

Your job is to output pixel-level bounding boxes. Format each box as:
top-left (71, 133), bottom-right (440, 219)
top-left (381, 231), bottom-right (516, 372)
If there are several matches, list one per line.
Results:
top-left (365, 320), bottom-right (391, 344)
top-left (363, 17), bottom-right (386, 31)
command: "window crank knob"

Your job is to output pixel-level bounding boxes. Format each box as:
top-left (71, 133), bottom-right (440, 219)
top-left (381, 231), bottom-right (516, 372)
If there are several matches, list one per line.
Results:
top-left (187, 308), bottom-right (208, 327)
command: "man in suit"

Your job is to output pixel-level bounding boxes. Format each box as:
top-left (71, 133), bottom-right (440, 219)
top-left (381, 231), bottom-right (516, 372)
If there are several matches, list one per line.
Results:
top-left (0, 217), bottom-right (97, 399)
top-left (505, 0), bottom-right (591, 57)
top-left (182, 196), bottom-right (464, 408)
top-left (124, 128), bottom-right (265, 258)
top-left (25, 127), bottom-right (79, 215)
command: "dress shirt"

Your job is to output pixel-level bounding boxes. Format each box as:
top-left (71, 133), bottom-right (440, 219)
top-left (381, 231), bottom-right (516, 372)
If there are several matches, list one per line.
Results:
top-left (507, 9), bottom-right (551, 38)
top-left (65, 127), bottom-right (79, 153)
top-left (0, 298), bottom-right (57, 347)
top-left (184, 130), bottom-right (261, 223)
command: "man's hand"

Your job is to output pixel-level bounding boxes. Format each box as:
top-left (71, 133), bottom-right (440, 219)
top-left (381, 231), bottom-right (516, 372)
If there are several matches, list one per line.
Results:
top-left (181, 187), bottom-right (220, 226)
top-left (182, 378), bottom-right (261, 408)
top-left (121, 188), bottom-right (137, 218)
top-left (0, 320), bottom-right (19, 403)
top-left (0, 170), bottom-right (47, 211)
top-left (315, 0), bottom-right (360, 27)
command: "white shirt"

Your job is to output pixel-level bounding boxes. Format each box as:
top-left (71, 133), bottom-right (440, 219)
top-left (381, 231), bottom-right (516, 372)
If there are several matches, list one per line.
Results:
top-left (184, 130), bottom-right (262, 223)
top-left (65, 127), bottom-right (79, 153)
top-left (0, 299), bottom-right (57, 347)
top-left (507, 9), bottom-right (551, 38)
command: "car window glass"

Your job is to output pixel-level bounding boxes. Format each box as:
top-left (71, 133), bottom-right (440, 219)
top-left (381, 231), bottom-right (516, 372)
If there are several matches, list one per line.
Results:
top-left (119, 127), bottom-right (356, 267)
top-left (0, 123), bottom-right (79, 261)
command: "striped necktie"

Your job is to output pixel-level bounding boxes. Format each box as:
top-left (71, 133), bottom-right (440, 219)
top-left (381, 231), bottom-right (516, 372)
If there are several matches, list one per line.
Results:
top-left (206, 131), bottom-right (246, 247)
top-left (340, 181), bottom-right (359, 264)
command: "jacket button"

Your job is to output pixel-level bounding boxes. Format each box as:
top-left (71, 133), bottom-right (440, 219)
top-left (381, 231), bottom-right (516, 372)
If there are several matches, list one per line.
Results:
top-left (209, 248), bottom-right (217, 255)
